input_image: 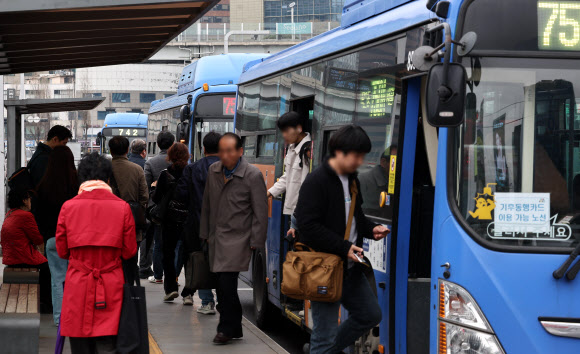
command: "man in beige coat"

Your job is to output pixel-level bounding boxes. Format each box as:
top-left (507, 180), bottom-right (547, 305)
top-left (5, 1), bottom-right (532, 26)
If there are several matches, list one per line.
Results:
top-left (200, 133), bottom-right (268, 345)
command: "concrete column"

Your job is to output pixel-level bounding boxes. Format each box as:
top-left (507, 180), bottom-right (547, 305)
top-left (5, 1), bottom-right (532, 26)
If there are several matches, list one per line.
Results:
top-left (6, 106), bottom-right (22, 177)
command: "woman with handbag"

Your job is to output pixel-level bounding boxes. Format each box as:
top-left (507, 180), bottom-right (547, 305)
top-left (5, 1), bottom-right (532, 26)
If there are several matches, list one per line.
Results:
top-left (55, 153), bottom-right (137, 353)
top-left (151, 142), bottom-right (190, 303)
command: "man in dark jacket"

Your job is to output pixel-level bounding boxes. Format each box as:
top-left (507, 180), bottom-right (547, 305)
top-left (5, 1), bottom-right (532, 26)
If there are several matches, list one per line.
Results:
top-left (176, 132), bottom-right (221, 309)
top-left (128, 139), bottom-right (147, 169)
top-left (128, 138), bottom-right (154, 278)
top-left (28, 125), bottom-right (72, 188)
top-left (295, 125), bottom-right (390, 354)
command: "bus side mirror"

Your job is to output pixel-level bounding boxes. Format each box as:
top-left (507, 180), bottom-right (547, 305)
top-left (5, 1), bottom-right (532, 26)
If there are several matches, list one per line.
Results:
top-left (176, 122), bottom-right (190, 145)
top-left (180, 104), bottom-right (191, 123)
top-left (96, 132), bottom-right (103, 146)
top-left (425, 63), bottom-right (467, 127)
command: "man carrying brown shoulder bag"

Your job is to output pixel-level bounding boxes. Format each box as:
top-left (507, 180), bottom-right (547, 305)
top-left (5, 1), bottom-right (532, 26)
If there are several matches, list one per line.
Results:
top-left (293, 125), bottom-right (390, 354)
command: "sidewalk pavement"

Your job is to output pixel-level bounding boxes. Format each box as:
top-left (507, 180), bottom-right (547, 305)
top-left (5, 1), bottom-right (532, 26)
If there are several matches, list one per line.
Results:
top-left (0, 261), bottom-right (288, 354)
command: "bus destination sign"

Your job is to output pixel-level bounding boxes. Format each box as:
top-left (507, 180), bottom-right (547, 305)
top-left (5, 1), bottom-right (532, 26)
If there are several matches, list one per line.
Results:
top-left (104, 128), bottom-right (146, 137)
top-left (538, 1), bottom-right (580, 51)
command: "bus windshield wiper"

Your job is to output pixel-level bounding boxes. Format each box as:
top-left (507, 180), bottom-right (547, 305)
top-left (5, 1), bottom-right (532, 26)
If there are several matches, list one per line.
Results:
top-left (553, 242), bottom-right (580, 280)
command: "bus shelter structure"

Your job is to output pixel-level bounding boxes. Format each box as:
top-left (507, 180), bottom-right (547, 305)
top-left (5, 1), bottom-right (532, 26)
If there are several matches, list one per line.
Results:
top-left (4, 97), bottom-right (105, 174)
top-left (0, 0), bottom-right (220, 221)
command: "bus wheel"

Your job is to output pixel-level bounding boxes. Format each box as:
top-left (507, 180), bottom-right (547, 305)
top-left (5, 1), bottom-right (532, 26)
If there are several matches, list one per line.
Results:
top-left (253, 248), bottom-right (276, 329)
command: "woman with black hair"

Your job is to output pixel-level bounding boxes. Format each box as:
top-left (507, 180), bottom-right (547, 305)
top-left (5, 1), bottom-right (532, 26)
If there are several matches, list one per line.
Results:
top-left (1, 188), bottom-right (51, 312)
top-left (55, 152), bottom-right (137, 353)
top-left (152, 142), bottom-right (190, 303)
top-left (35, 145), bottom-right (79, 326)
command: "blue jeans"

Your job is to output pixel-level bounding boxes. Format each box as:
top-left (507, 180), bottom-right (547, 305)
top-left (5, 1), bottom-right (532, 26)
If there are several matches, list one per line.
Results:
top-left (198, 289), bottom-right (215, 306)
top-left (175, 239), bottom-right (183, 277)
top-left (310, 266), bottom-right (382, 354)
top-left (46, 237), bottom-right (68, 326)
top-left (153, 225), bottom-right (164, 280)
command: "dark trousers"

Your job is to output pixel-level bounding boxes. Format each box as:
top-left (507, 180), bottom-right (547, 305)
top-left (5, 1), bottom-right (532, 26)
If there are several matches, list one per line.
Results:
top-left (161, 222), bottom-right (182, 294)
top-left (9, 262), bottom-right (52, 314)
top-left (69, 336), bottom-right (117, 354)
top-left (215, 272), bottom-right (242, 338)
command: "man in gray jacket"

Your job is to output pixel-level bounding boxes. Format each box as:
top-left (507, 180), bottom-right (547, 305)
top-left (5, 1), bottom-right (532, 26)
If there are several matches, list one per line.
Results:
top-left (143, 131), bottom-right (174, 283)
top-left (200, 133), bottom-right (268, 345)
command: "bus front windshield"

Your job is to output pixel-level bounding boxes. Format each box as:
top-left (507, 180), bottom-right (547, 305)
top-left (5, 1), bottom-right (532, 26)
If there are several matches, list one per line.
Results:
top-left (192, 121), bottom-right (234, 160)
top-left (455, 57), bottom-right (580, 250)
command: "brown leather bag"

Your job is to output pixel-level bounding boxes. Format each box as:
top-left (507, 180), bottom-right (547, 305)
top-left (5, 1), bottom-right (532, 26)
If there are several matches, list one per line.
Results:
top-left (281, 180), bottom-right (357, 302)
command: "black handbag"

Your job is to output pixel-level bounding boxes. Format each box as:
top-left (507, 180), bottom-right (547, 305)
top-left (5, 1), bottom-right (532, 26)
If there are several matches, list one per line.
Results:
top-left (117, 262), bottom-right (149, 354)
top-left (188, 245), bottom-right (217, 290)
top-left (147, 170), bottom-right (177, 225)
top-left (167, 200), bottom-right (188, 224)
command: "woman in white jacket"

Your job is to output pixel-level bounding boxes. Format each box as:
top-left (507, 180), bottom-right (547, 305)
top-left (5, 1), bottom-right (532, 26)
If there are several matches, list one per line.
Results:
top-left (267, 111), bottom-right (311, 237)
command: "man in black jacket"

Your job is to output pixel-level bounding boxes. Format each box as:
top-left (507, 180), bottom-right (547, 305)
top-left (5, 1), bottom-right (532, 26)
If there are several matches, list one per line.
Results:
top-left (28, 125), bottom-right (72, 188)
top-left (175, 132), bottom-right (221, 309)
top-left (295, 125), bottom-right (390, 354)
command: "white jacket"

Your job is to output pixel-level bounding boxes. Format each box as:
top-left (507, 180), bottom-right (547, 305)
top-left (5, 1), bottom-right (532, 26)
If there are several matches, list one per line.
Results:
top-left (268, 133), bottom-right (311, 215)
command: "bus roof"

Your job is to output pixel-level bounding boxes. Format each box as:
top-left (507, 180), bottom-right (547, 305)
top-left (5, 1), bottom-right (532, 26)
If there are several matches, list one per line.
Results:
top-left (103, 113), bottom-right (148, 127)
top-left (177, 53), bottom-right (270, 96)
top-left (238, 1), bottom-right (431, 85)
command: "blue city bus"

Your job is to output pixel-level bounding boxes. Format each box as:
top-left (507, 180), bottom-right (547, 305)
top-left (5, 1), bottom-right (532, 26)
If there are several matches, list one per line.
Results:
top-left (234, 1), bottom-right (580, 353)
top-left (99, 113), bottom-right (148, 155)
top-left (151, 53), bottom-right (269, 160)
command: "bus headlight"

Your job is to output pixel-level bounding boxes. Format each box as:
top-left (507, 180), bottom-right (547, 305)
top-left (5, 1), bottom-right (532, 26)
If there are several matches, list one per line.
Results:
top-left (438, 280), bottom-right (505, 354)
top-left (440, 321), bottom-right (504, 354)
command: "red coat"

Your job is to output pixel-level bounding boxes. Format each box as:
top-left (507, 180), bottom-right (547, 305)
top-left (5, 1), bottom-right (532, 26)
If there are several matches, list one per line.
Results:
top-left (56, 189), bottom-right (137, 338)
top-left (1, 209), bottom-right (47, 266)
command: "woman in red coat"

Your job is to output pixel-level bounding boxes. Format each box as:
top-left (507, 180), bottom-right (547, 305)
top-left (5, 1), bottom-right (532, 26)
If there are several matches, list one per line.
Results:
top-left (56, 153), bottom-right (137, 353)
top-left (1, 188), bottom-right (51, 312)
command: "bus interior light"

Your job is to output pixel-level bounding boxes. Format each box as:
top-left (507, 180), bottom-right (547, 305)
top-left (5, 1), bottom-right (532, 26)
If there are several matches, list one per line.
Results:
top-left (203, 83), bottom-right (209, 91)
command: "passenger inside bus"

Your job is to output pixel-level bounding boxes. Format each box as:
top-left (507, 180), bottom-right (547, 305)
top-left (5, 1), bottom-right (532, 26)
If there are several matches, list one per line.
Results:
top-left (359, 144), bottom-right (397, 213)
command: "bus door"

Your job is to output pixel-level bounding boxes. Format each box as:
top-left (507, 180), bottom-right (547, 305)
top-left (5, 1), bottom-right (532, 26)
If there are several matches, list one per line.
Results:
top-left (388, 76), bottom-right (437, 354)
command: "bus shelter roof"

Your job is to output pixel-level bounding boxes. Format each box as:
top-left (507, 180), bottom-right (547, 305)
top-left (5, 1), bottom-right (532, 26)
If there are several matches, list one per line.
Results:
top-left (0, 0), bottom-right (219, 74)
top-left (4, 97), bottom-right (105, 114)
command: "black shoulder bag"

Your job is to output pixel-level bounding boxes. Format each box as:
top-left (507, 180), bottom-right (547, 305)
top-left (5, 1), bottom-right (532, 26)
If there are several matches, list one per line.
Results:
top-left (117, 261), bottom-right (149, 354)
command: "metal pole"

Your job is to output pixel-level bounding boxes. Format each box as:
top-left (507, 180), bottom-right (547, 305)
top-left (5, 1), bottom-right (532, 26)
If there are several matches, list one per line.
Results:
top-left (291, 7), bottom-right (295, 40)
top-left (224, 30), bottom-right (269, 54)
top-left (19, 73), bottom-right (25, 167)
top-left (0, 75), bottom-right (5, 230)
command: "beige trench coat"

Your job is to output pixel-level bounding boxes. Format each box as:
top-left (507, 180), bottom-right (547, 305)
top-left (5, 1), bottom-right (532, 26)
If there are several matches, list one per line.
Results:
top-left (200, 158), bottom-right (268, 273)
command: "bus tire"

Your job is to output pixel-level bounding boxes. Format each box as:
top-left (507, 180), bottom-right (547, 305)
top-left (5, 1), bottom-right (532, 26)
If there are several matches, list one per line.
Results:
top-left (253, 248), bottom-right (276, 329)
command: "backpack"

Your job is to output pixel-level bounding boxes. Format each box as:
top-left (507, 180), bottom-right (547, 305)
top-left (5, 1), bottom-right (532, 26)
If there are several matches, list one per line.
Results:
top-left (7, 167), bottom-right (34, 192)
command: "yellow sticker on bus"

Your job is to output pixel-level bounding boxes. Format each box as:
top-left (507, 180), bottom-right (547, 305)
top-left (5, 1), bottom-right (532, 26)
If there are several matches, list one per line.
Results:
top-left (388, 155), bottom-right (397, 194)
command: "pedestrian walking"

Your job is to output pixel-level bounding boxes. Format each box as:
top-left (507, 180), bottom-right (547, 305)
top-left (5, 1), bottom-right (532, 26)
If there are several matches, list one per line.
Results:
top-left (175, 132), bottom-right (220, 310)
top-left (109, 136), bottom-right (149, 240)
top-left (144, 131), bottom-right (174, 284)
top-left (200, 133), bottom-right (268, 345)
top-left (28, 125), bottom-right (72, 188)
top-left (128, 138), bottom-right (154, 279)
top-left (267, 111), bottom-right (311, 238)
top-left (1, 189), bottom-right (51, 313)
top-left (34, 146), bottom-right (79, 326)
top-left (151, 142), bottom-right (189, 303)
top-left (294, 125), bottom-right (390, 354)
top-left (56, 153), bottom-right (137, 353)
